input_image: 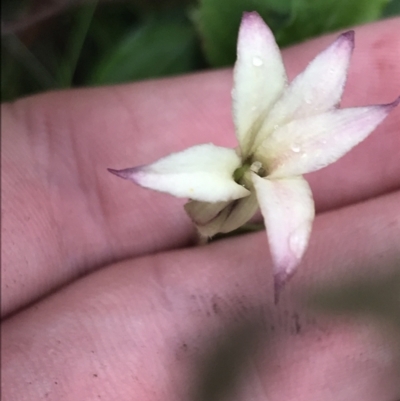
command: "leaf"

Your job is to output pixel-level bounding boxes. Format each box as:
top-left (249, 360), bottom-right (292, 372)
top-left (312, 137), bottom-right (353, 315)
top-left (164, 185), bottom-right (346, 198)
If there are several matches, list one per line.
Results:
top-left (382, 0), bottom-right (400, 17)
top-left (88, 14), bottom-right (197, 85)
top-left (196, 0), bottom-right (390, 67)
top-left (1, 34), bottom-right (57, 101)
top-left (277, 0), bottom-right (391, 47)
top-left (195, 0), bottom-right (292, 67)
top-left (56, 2), bottom-right (98, 88)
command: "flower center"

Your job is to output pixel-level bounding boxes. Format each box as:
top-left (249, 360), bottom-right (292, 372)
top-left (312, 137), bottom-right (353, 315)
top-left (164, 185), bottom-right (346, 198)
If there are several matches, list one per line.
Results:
top-left (233, 160), bottom-right (266, 183)
top-left (250, 161), bottom-right (264, 175)
top-left (233, 163), bottom-right (250, 182)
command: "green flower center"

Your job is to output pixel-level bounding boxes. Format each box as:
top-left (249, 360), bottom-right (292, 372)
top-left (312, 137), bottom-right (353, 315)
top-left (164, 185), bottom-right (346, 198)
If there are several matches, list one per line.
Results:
top-left (233, 160), bottom-right (266, 183)
top-left (233, 163), bottom-right (251, 182)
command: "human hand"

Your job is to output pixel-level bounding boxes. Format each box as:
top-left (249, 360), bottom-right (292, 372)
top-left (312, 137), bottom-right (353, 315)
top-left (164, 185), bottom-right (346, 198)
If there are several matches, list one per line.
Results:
top-left (2, 18), bottom-right (400, 401)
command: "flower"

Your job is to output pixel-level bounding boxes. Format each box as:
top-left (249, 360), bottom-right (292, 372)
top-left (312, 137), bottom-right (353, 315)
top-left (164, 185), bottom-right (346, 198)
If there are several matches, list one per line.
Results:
top-left (109, 12), bottom-right (399, 302)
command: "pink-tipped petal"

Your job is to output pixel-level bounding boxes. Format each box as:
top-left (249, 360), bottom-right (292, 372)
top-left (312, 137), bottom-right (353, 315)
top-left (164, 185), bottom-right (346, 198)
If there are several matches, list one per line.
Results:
top-left (108, 167), bottom-right (139, 180)
top-left (257, 99), bottom-right (399, 178)
top-left (274, 270), bottom-right (289, 305)
top-left (233, 11), bottom-right (287, 157)
top-left (252, 30), bottom-right (355, 150)
top-left (109, 144), bottom-right (250, 202)
top-left (252, 175), bottom-right (315, 298)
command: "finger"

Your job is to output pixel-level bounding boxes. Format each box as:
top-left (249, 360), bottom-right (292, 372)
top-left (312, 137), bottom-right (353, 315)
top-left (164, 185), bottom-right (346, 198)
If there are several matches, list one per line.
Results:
top-left (2, 19), bottom-right (399, 317)
top-left (2, 189), bottom-right (400, 401)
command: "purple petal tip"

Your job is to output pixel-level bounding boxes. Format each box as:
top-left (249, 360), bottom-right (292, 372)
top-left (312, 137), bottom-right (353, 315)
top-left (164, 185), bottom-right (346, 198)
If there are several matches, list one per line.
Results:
top-left (337, 30), bottom-right (355, 51)
top-left (379, 96), bottom-right (400, 113)
top-left (273, 269), bottom-right (297, 305)
top-left (273, 271), bottom-right (288, 305)
top-left (107, 167), bottom-right (138, 181)
top-left (341, 30), bottom-right (355, 42)
top-left (242, 11), bottom-right (262, 24)
top-left (243, 11), bottom-right (260, 18)
top-left (389, 96), bottom-right (400, 109)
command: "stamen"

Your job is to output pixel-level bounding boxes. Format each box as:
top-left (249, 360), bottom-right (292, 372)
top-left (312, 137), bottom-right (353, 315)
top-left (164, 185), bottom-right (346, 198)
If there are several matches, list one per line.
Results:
top-left (250, 161), bottom-right (262, 173)
top-left (250, 161), bottom-right (267, 177)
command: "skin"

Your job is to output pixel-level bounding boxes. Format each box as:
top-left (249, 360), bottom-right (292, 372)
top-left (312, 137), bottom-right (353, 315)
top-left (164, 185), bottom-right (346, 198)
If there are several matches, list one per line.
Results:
top-left (1, 18), bottom-right (400, 401)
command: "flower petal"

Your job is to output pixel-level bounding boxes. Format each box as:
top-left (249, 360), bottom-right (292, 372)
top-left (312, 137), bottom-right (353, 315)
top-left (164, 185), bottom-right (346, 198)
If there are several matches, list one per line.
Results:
top-left (219, 192), bottom-right (259, 233)
top-left (185, 192), bottom-right (258, 238)
top-left (192, 204), bottom-right (233, 238)
top-left (251, 174), bottom-right (315, 302)
top-left (184, 200), bottom-right (229, 226)
top-left (109, 143), bottom-right (250, 202)
top-left (252, 31), bottom-right (355, 150)
top-left (233, 11), bottom-right (287, 157)
top-left (256, 99), bottom-right (399, 178)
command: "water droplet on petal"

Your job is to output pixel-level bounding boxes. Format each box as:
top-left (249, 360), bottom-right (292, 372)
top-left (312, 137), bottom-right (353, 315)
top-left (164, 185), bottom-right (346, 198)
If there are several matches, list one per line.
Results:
top-left (290, 142), bottom-right (301, 153)
top-left (252, 56), bottom-right (263, 67)
top-left (288, 227), bottom-right (307, 258)
top-left (304, 93), bottom-right (313, 104)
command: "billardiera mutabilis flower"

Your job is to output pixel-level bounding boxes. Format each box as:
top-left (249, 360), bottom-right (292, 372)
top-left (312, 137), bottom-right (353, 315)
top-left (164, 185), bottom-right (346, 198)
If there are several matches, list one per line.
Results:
top-left (109, 12), bottom-right (399, 301)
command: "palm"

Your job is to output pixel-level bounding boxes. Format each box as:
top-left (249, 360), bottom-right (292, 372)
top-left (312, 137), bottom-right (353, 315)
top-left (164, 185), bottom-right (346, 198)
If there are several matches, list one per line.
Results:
top-left (2, 19), bottom-right (400, 401)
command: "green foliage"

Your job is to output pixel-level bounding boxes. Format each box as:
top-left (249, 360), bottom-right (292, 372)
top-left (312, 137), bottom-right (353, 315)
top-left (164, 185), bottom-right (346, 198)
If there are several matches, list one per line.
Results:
top-left (56, 2), bottom-right (98, 87)
top-left (1, 35), bottom-right (57, 101)
top-left (382, 0), bottom-right (400, 16)
top-left (1, 4), bottom-right (200, 101)
top-left (89, 14), bottom-right (197, 85)
top-left (194, 0), bottom-right (291, 67)
top-left (0, 0), bottom-right (394, 101)
top-left (277, 0), bottom-right (391, 45)
top-left (196, 0), bottom-right (391, 67)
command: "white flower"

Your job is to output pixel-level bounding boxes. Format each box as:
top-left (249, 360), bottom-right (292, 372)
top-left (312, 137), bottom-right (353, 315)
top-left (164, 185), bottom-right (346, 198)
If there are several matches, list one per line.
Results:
top-left (109, 12), bottom-right (399, 301)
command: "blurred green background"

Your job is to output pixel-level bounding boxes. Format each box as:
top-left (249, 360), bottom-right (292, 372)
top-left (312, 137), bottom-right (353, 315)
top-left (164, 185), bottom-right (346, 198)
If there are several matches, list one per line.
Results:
top-left (2, 0), bottom-right (399, 102)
